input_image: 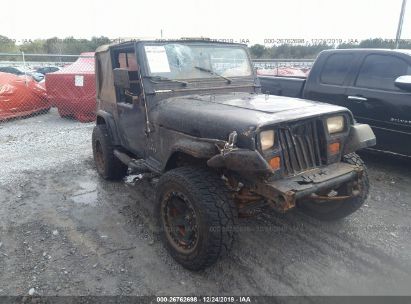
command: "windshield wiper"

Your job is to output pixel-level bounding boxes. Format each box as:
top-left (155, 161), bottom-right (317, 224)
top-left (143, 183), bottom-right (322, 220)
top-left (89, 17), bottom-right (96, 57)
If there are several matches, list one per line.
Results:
top-left (194, 66), bottom-right (232, 84)
top-left (145, 76), bottom-right (188, 86)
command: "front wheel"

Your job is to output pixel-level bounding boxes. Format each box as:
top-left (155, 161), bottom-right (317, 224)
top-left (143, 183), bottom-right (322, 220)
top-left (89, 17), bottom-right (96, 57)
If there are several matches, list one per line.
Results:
top-left (156, 167), bottom-right (237, 270)
top-left (298, 153), bottom-right (369, 221)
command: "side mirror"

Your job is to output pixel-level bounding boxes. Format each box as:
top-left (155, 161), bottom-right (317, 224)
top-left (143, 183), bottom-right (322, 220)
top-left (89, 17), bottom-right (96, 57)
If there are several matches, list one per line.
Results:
top-left (394, 75), bottom-right (411, 92)
top-left (113, 68), bottom-right (130, 89)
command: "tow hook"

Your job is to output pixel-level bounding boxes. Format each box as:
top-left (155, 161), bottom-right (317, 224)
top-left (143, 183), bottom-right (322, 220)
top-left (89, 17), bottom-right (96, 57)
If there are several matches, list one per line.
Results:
top-left (221, 131), bottom-right (238, 155)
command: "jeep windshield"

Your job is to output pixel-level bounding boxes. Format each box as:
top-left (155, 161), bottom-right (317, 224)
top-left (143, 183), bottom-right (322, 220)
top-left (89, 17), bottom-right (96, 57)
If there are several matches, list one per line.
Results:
top-left (143, 42), bottom-right (253, 81)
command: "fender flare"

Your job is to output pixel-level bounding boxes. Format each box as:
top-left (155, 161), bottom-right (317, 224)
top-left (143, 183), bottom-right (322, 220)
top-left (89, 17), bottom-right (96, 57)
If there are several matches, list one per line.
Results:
top-left (170, 138), bottom-right (218, 159)
top-left (96, 110), bottom-right (121, 146)
top-left (162, 129), bottom-right (223, 171)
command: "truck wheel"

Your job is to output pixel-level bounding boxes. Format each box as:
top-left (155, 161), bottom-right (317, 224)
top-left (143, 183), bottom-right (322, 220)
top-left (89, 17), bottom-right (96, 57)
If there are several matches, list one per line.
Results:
top-left (92, 124), bottom-right (128, 180)
top-left (37, 107), bottom-right (51, 115)
top-left (58, 107), bottom-right (72, 119)
top-left (156, 167), bottom-right (237, 270)
top-left (298, 153), bottom-right (369, 221)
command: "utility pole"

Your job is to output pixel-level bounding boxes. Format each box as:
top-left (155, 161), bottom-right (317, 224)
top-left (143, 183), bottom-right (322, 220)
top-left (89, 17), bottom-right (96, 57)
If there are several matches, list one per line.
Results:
top-left (396, 0), bottom-right (408, 48)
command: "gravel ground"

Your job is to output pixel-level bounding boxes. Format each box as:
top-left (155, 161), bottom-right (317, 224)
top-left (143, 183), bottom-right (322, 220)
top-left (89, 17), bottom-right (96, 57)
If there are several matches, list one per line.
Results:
top-left (0, 109), bottom-right (94, 184)
top-left (0, 111), bottom-right (410, 296)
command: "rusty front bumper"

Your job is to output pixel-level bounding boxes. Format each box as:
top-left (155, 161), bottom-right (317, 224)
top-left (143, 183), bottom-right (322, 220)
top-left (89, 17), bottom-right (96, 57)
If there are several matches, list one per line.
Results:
top-left (251, 162), bottom-right (363, 212)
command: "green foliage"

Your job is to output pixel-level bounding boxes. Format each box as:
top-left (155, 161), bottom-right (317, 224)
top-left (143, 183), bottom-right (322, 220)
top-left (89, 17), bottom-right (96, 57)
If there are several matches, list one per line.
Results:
top-left (249, 38), bottom-right (411, 59)
top-left (20, 39), bottom-right (47, 54)
top-left (249, 43), bottom-right (331, 59)
top-left (249, 44), bottom-right (266, 59)
top-left (0, 35), bottom-right (18, 53)
top-left (0, 35), bottom-right (112, 61)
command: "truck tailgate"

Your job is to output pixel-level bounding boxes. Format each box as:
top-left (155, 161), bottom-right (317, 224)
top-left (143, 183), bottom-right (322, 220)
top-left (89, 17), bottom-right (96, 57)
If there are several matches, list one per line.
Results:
top-left (259, 76), bottom-right (306, 98)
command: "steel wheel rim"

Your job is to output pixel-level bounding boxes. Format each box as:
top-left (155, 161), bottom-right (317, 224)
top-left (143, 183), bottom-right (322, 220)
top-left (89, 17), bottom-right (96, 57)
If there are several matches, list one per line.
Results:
top-left (161, 191), bottom-right (199, 253)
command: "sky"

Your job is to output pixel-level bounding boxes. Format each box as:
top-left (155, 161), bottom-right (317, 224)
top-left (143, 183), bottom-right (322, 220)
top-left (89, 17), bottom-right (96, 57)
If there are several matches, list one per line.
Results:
top-left (1, 0), bottom-right (410, 45)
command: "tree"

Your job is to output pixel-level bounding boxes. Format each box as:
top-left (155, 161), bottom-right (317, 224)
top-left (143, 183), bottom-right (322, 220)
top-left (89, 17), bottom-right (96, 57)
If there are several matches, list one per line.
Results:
top-left (89, 36), bottom-right (111, 50)
top-left (249, 44), bottom-right (267, 59)
top-left (20, 39), bottom-right (47, 54)
top-left (0, 35), bottom-right (17, 53)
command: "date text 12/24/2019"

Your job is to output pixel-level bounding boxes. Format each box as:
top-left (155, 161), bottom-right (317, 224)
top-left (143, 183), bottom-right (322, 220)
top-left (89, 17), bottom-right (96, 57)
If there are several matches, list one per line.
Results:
top-left (156, 296), bottom-right (252, 303)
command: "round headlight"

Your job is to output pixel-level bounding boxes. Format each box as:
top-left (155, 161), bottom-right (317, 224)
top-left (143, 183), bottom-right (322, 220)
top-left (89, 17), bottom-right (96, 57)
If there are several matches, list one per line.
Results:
top-left (327, 116), bottom-right (345, 134)
top-left (260, 130), bottom-right (275, 151)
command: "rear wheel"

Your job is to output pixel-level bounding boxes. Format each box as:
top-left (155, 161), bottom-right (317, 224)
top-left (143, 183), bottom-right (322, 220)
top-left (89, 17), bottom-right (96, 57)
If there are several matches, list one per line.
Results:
top-left (37, 107), bottom-right (51, 115)
top-left (58, 107), bottom-right (72, 119)
top-left (298, 153), bottom-right (369, 221)
top-left (92, 124), bottom-right (128, 180)
top-left (156, 167), bottom-right (237, 270)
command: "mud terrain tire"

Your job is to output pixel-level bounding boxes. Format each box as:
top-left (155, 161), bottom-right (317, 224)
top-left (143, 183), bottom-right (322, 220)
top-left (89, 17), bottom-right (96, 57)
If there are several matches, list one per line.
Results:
top-left (92, 124), bottom-right (128, 180)
top-left (299, 153), bottom-right (369, 221)
top-left (156, 167), bottom-right (237, 270)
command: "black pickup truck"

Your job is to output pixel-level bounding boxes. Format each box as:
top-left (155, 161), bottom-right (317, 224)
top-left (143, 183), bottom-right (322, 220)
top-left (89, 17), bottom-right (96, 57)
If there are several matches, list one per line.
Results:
top-left (259, 49), bottom-right (411, 157)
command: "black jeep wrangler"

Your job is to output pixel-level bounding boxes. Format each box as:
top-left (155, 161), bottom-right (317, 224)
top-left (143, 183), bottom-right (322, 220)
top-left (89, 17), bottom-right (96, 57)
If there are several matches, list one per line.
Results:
top-left (92, 39), bottom-right (376, 270)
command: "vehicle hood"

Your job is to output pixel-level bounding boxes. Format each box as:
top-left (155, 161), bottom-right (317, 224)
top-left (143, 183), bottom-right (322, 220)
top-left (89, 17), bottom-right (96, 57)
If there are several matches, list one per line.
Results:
top-left (207, 93), bottom-right (324, 114)
top-left (151, 92), bottom-right (350, 148)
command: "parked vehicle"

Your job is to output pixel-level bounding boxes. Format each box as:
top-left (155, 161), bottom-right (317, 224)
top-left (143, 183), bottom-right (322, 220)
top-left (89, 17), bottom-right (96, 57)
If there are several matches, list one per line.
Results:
top-left (0, 66), bottom-right (44, 82)
top-left (259, 49), bottom-right (411, 157)
top-left (45, 53), bottom-right (96, 122)
top-left (257, 67), bottom-right (309, 77)
top-left (0, 72), bottom-right (50, 120)
top-left (36, 66), bottom-right (61, 75)
top-left (92, 40), bottom-right (375, 270)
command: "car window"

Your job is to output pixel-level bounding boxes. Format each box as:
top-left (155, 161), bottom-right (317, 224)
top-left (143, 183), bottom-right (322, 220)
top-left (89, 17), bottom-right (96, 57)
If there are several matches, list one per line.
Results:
top-left (114, 51), bottom-right (141, 103)
top-left (320, 54), bottom-right (354, 85)
top-left (1, 67), bottom-right (24, 75)
top-left (118, 52), bottom-right (138, 71)
top-left (0, 67), bottom-right (12, 73)
top-left (355, 54), bottom-right (411, 91)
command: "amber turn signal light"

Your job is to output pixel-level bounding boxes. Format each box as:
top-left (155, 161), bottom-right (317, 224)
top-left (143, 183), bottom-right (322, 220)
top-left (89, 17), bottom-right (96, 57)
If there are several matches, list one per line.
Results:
top-left (269, 156), bottom-right (281, 170)
top-left (328, 142), bottom-right (340, 155)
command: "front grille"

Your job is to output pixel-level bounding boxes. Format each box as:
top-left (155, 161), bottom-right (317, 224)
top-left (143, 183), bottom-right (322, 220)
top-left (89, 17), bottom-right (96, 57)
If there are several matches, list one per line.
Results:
top-left (278, 120), bottom-right (323, 175)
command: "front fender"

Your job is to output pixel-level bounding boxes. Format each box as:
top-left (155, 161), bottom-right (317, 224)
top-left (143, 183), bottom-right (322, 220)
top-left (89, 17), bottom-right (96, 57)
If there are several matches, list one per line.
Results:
top-left (171, 138), bottom-right (218, 159)
top-left (207, 149), bottom-right (272, 174)
top-left (343, 123), bottom-right (376, 155)
top-left (96, 110), bottom-right (121, 146)
top-left (161, 128), bottom-right (271, 174)
top-left (161, 128), bottom-right (223, 170)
